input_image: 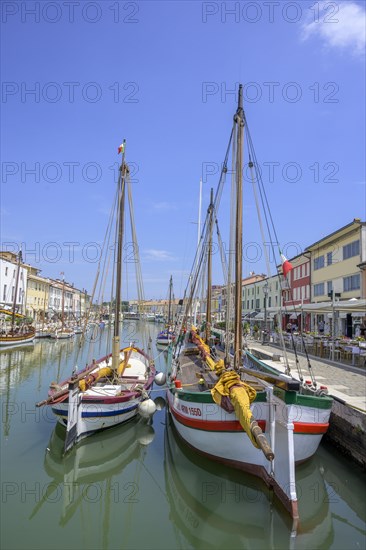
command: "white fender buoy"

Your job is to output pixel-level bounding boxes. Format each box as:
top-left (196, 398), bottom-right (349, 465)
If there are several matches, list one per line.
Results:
top-left (154, 372), bottom-right (166, 386)
top-left (138, 399), bottom-right (157, 418)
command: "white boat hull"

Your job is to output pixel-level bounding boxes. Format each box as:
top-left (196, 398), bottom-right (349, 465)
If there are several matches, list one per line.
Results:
top-left (50, 330), bottom-right (74, 339)
top-left (0, 333), bottom-right (35, 347)
top-left (167, 386), bottom-right (299, 518)
top-left (52, 395), bottom-right (143, 436)
top-left (45, 348), bottom-right (156, 450)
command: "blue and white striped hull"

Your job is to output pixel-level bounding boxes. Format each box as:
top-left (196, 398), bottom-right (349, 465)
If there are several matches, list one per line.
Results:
top-left (51, 395), bottom-right (144, 439)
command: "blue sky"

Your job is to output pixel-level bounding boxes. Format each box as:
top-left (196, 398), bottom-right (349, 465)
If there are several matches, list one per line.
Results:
top-left (1, 0), bottom-right (365, 299)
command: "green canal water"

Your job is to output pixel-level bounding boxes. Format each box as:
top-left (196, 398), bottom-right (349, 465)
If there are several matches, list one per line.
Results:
top-left (1, 322), bottom-right (365, 550)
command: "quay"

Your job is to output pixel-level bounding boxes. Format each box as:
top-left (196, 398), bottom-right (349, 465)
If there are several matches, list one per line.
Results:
top-left (248, 340), bottom-right (366, 470)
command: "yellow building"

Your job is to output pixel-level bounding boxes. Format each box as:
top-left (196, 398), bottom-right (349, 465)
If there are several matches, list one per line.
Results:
top-left (305, 219), bottom-right (366, 337)
top-left (25, 267), bottom-right (50, 321)
top-left (306, 218), bottom-right (365, 302)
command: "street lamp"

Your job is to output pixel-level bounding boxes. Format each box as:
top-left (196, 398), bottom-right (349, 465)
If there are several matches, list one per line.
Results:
top-left (262, 283), bottom-right (269, 345)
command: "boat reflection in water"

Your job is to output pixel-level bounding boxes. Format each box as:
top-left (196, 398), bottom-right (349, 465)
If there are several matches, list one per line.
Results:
top-left (164, 416), bottom-right (333, 549)
top-left (31, 417), bottom-right (155, 526)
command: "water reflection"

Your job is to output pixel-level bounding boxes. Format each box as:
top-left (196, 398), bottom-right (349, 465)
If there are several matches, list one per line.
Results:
top-left (164, 415), bottom-right (335, 549)
top-left (1, 323), bottom-right (365, 550)
top-left (31, 418), bottom-right (154, 530)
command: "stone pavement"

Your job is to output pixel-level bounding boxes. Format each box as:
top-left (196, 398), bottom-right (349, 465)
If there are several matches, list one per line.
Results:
top-left (248, 340), bottom-right (366, 413)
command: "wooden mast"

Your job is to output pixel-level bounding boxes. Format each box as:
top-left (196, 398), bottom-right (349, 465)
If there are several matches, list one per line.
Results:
top-left (234, 85), bottom-right (244, 370)
top-left (61, 274), bottom-right (65, 330)
top-left (167, 275), bottom-right (173, 325)
top-left (205, 188), bottom-right (214, 344)
top-left (112, 140), bottom-right (126, 371)
top-left (11, 250), bottom-right (22, 331)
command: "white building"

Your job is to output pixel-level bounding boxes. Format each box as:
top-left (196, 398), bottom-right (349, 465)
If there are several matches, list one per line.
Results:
top-left (0, 252), bottom-right (28, 315)
top-left (48, 279), bottom-right (74, 319)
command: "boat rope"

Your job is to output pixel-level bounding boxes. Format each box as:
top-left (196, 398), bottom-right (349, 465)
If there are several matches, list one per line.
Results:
top-left (244, 119), bottom-right (316, 386)
top-left (176, 125), bottom-right (234, 343)
top-left (126, 171), bottom-right (152, 353)
top-left (225, 125), bottom-right (237, 364)
top-left (74, 187), bottom-right (119, 365)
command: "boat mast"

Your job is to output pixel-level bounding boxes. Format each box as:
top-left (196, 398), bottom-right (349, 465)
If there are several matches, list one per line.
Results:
top-left (11, 250), bottom-right (22, 331)
top-left (234, 85), bottom-right (244, 370)
top-left (112, 140), bottom-right (127, 371)
top-left (168, 275), bottom-right (173, 325)
top-left (205, 188), bottom-right (214, 344)
top-left (61, 274), bottom-right (65, 330)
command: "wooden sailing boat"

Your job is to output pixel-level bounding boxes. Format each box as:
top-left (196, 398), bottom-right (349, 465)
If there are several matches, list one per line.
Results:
top-left (36, 140), bottom-right (157, 453)
top-left (156, 275), bottom-right (176, 346)
top-left (167, 85), bottom-right (332, 523)
top-left (0, 251), bottom-right (35, 347)
top-left (164, 415), bottom-right (332, 546)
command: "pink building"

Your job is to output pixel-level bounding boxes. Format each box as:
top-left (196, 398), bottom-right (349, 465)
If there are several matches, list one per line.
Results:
top-left (280, 254), bottom-right (311, 332)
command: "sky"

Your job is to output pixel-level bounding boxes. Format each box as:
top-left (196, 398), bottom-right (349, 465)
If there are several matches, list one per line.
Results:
top-left (1, 0), bottom-right (365, 300)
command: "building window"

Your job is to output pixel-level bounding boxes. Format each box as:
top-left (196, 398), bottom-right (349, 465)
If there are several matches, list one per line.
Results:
top-left (343, 240), bottom-right (360, 260)
top-left (343, 274), bottom-right (360, 292)
top-left (327, 281), bottom-right (333, 295)
top-left (255, 299), bottom-right (260, 309)
top-left (11, 286), bottom-right (15, 300)
top-left (327, 252), bottom-right (332, 266)
top-left (313, 256), bottom-right (325, 270)
top-left (268, 297), bottom-right (272, 307)
top-left (3, 285), bottom-right (7, 301)
top-left (314, 283), bottom-right (324, 297)
top-left (5, 267), bottom-right (8, 276)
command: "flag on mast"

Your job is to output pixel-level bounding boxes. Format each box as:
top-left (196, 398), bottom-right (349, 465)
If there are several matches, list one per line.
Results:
top-left (280, 252), bottom-right (293, 277)
top-left (118, 143), bottom-right (124, 154)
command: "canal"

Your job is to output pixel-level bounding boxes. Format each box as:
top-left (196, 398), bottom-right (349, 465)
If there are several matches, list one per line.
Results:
top-left (1, 322), bottom-right (365, 549)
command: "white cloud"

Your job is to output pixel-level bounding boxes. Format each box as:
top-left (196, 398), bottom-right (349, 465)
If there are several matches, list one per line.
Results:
top-left (301, 1), bottom-right (366, 56)
top-left (144, 249), bottom-right (175, 261)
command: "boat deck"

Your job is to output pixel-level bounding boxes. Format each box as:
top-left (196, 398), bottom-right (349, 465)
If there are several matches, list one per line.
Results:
top-left (176, 346), bottom-right (266, 393)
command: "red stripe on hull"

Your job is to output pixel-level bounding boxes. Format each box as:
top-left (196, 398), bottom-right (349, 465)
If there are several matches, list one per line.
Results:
top-left (170, 403), bottom-right (328, 435)
top-left (170, 404), bottom-right (266, 432)
top-left (293, 422), bottom-right (329, 434)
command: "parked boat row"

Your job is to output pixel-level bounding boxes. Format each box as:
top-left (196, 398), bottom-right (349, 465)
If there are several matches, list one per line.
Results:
top-left (34, 87), bottom-right (333, 531)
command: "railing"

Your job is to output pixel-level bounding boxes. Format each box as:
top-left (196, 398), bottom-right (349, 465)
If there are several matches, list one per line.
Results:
top-left (270, 332), bottom-right (366, 368)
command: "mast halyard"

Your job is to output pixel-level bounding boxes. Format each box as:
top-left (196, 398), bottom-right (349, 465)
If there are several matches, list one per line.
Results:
top-left (61, 273), bottom-right (65, 330)
top-left (205, 188), bottom-right (214, 344)
top-left (112, 140), bottom-right (127, 371)
top-left (11, 250), bottom-right (22, 331)
top-left (234, 84), bottom-right (244, 370)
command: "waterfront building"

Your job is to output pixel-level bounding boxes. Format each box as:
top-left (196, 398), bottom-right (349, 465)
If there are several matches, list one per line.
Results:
top-left (48, 279), bottom-right (75, 321)
top-left (280, 253), bottom-right (311, 332)
top-left (305, 218), bottom-right (366, 337)
top-left (24, 267), bottom-right (50, 321)
top-left (0, 252), bottom-right (28, 315)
